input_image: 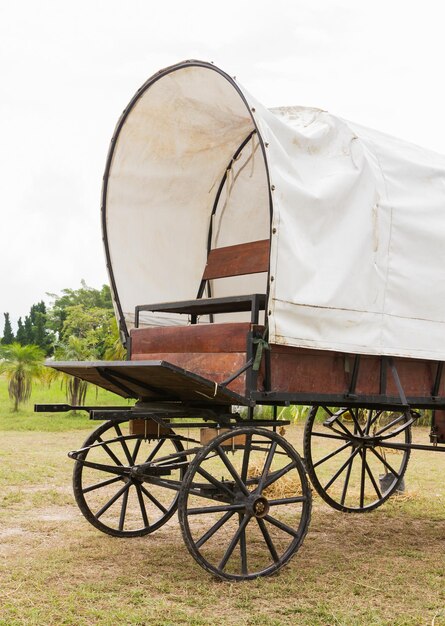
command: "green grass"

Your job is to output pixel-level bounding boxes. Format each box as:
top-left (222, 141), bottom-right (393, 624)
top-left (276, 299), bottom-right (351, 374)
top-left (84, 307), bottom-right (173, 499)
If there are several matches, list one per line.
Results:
top-left (0, 374), bottom-right (132, 431)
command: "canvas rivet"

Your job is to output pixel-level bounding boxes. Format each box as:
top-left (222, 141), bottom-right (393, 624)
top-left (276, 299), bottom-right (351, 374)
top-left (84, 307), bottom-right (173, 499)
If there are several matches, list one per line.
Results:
top-left (270, 276), bottom-right (275, 282)
top-left (268, 310), bottom-right (272, 316)
top-left (265, 142), bottom-right (269, 148)
top-left (272, 228), bottom-right (277, 234)
top-left (271, 185), bottom-right (276, 191)
top-left (251, 107), bottom-right (256, 112)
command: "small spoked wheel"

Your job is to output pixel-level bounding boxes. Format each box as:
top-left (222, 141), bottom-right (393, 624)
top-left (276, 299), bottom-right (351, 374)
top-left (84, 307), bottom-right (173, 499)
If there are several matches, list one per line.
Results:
top-left (178, 427), bottom-right (311, 581)
top-left (304, 406), bottom-right (412, 512)
top-left (73, 420), bottom-right (184, 537)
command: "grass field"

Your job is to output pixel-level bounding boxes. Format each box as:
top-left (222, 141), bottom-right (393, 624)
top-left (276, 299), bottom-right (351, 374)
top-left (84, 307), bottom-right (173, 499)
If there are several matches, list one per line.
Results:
top-left (0, 376), bottom-right (444, 625)
top-left (0, 374), bottom-right (132, 431)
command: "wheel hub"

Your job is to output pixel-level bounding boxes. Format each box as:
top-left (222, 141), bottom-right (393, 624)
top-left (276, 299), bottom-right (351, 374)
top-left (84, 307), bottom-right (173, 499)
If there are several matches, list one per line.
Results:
top-left (246, 495), bottom-right (270, 519)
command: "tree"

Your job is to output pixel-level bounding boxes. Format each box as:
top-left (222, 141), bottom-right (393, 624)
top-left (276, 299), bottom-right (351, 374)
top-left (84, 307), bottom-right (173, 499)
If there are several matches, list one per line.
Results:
top-left (1, 313), bottom-right (14, 345)
top-left (16, 317), bottom-right (26, 345)
top-left (0, 343), bottom-right (45, 411)
top-left (54, 336), bottom-right (97, 408)
top-left (23, 315), bottom-right (34, 344)
top-left (47, 282), bottom-right (113, 338)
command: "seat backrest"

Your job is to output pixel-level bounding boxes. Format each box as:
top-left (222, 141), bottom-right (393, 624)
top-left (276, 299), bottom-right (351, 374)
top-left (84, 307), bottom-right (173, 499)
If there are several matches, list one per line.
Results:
top-left (198, 239), bottom-right (270, 297)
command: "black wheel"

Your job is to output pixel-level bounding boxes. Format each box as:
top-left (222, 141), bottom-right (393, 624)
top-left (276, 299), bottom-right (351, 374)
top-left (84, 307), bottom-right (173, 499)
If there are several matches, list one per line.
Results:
top-left (178, 427), bottom-right (312, 581)
top-left (73, 420), bottom-right (184, 537)
top-left (304, 406), bottom-right (412, 512)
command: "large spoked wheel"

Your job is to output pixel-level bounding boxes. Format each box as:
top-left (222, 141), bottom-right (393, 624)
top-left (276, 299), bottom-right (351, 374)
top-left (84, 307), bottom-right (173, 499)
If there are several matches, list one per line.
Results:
top-left (73, 420), bottom-right (184, 537)
top-left (304, 406), bottom-right (412, 512)
top-left (178, 427), bottom-right (312, 581)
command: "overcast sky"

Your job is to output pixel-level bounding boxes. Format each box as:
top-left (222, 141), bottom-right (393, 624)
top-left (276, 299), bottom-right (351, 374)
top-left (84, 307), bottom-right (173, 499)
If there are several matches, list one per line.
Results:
top-left (1, 0), bottom-right (445, 327)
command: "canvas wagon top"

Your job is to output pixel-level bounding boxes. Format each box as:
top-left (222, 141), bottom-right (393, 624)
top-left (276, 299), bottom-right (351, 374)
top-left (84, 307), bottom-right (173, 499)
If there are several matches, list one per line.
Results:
top-left (103, 59), bottom-right (445, 361)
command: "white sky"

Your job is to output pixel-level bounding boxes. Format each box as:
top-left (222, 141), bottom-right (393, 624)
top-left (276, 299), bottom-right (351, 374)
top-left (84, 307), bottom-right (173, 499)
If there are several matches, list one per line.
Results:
top-left (1, 0), bottom-right (445, 327)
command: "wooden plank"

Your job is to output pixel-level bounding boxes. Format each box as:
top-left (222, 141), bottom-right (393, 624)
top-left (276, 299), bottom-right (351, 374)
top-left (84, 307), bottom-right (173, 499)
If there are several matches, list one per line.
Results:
top-left (269, 345), bottom-right (438, 397)
top-left (45, 360), bottom-right (249, 405)
top-left (202, 239), bottom-right (270, 280)
top-left (131, 322), bottom-right (251, 354)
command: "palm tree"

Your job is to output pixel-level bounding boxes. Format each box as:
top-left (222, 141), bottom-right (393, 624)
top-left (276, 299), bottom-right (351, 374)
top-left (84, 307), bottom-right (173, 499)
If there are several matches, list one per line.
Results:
top-left (0, 343), bottom-right (45, 411)
top-left (54, 336), bottom-right (96, 408)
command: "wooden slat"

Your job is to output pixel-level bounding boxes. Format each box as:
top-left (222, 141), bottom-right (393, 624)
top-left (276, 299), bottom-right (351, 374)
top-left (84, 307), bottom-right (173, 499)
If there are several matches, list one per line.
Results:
top-left (131, 322), bottom-right (252, 354)
top-left (202, 239), bottom-right (270, 280)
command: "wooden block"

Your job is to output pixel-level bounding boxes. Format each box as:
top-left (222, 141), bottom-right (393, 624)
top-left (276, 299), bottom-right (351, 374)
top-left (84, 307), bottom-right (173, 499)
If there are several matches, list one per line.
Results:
top-left (129, 418), bottom-right (170, 436)
top-left (200, 427), bottom-right (246, 447)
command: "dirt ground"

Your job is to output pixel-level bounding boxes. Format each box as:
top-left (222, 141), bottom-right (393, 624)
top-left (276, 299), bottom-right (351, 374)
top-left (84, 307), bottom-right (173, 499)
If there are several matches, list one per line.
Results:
top-left (0, 425), bottom-right (444, 625)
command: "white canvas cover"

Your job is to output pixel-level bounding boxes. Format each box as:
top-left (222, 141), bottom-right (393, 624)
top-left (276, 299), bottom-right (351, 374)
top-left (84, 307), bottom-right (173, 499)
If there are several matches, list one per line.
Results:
top-left (103, 60), bottom-right (445, 361)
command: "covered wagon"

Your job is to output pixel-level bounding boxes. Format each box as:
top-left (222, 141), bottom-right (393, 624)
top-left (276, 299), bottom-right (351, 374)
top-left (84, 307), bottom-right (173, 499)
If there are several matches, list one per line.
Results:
top-left (37, 60), bottom-right (445, 580)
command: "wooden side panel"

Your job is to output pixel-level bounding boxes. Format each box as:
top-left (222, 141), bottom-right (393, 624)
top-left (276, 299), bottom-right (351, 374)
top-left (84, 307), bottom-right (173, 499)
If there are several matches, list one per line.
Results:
top-left (202, 239), bottom-right (270, 280)
top-left (269, 344), bottom-right (438, 398)
top-left (131, 352), bottom-right (248, 395)
top-left (131, 322), bottom-right (251, 354)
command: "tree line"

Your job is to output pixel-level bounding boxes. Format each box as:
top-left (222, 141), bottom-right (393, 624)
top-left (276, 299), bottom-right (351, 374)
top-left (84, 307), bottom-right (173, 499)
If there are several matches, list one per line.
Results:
top-left (1, 281), bottom-right (120, 358)
top-left (0, 281), bottom-right (125, 411)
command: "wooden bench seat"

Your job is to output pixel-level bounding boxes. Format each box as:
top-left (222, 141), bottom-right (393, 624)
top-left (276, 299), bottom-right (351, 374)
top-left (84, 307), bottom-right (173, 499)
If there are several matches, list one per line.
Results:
top-left (134, 239), bottom-right (270, 326)
top-left (130, 239), bottom-right (270, 396)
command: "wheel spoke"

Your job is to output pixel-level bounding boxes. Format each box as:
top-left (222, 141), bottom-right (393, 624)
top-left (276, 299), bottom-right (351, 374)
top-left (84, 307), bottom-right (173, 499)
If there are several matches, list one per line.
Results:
top-left (132, 438), bottom-right (142, 464)
top-left (364, 409), bottom-right (373, 435)
top-left (363, 453), bottom-right (382, 500)
top-left (195, 465), bottom-right (235, 498)
top-left (369, 446), bottom-right (400, 479)
top-left (323, 447), bottom-right (361, 491)
top-left (349, 409), bottom-right (365, 437)
top-left (340, 454), bottom-right (353, 506)
top-left (97, 436), bottom-right (123, 467)
top-left (257, 442), bottom-right (277, 493)
top-left (95, 481), bottom-right (131, 519)
top-left (139, 484), bottom-right (168, 514)
top-left (359, 449), bottom-right (366, 508)
top-left (187, 503), bottom-right (245, 515)
top-left (332, 418), bottom-right (355, 439)
top-left (311, 431), bottom-right (350, 442)
top-left (118, 483), bottom-right (130, 531)
top-left (368, 410), bottom-right (383, 432)
top-left (257, 518), bottom-right (279, 562)
top-left (195, 511), bottom-right (235, 548)
top-left (262, 460), bottom-right (297, 490)
top-left (135, 483), bottom-right (150, 527)
top-left (218, 514), bottom-right (250, 571)
top-left (240, 433), bottom-right (252, 483)
top-left (313, 440), bottom-right (352, 469)
top-left (82, 475), bottom-right (122, 494)
top-left (114, 424), bottom-right (134, 465)
top-left (268, 496), bottom-right (307, 506)
top-left (216, 445), bottom-right (250, 496)
top-left (263, 514), bottom-right (299, 538)
top-left (239, 513), bottom-right (248, 575)
top-left (373, 413), bottom-right (408, 437)
top-left (145, 438), bottom-right (165, 463)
